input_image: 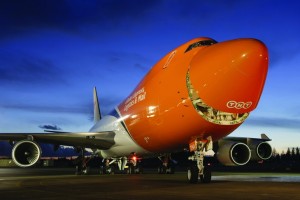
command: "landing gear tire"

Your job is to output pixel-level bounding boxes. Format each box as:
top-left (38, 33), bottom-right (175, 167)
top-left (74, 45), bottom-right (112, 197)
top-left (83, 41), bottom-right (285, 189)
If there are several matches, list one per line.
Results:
top-left (82, 166), bottom-right (90, 175)
top-left (200, 166), bottom-right (211, 183)
top-left (128, 164), bottom-right (135, 174)
top-left (102, 165), bottom-right (114, 175)
top-left (75, 166), bottom-right (89, 175)
top-left (99, 166), bottom-right (105, 175)
top-left (75, 166), bottom-right (81, 175)
top-left (158, 166), bottom-right (167, 174)
top-left (135, 166), bottom-right (143, 174)
top-left (187, 164), bottom-right (199, 184)
top-left (109, 165), bottom-right (115, 174)
top-left (158, 166), bottom-right (162, 174)
top-left (168, 166), bottom-right (175, 174)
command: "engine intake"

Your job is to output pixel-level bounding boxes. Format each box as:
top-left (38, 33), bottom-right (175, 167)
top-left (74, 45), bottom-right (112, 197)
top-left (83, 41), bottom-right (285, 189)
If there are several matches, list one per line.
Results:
top-left (12, 140), bottom-right (41, 167)
top-left (248, 140), bottom-right (272, 160)
top-left (217, 140), bottom-right (251, 166)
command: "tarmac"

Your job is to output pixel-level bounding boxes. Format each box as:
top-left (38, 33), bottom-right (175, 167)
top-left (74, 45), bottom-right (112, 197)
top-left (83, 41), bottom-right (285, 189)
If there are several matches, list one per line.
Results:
top-left (0, 168), bottom-right (300, 200)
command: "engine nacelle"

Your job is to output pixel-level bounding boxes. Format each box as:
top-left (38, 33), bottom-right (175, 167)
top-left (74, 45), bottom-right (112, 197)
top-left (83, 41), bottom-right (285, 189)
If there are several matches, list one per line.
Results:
top-left (247, 140), bottom-right (272, 161)
top-left (12, 140), bottom-right (42, 167)
top-left (216, 140), bottom-right (251, 166)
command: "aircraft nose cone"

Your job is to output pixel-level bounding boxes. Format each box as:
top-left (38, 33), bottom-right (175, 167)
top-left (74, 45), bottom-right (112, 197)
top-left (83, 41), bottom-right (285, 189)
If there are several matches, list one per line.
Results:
top-left (189, 38), bottom-right (268, 113)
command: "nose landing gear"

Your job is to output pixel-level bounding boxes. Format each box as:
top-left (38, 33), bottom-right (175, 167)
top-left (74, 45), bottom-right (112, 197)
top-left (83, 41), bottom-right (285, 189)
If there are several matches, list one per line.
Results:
top-left (187, 136), bottom-right (213, 184)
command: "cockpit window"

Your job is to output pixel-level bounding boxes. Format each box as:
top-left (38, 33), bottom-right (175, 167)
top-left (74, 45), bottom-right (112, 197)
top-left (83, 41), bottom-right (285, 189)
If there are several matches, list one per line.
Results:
top-left (186, 71), bottom-right (249, 125)
top-left (185, 39), bottom-right (217, 53)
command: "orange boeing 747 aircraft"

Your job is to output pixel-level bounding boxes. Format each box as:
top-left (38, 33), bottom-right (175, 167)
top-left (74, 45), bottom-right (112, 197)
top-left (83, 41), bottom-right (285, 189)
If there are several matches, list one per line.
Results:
top-left (0, 37), bottom-right (271, 183)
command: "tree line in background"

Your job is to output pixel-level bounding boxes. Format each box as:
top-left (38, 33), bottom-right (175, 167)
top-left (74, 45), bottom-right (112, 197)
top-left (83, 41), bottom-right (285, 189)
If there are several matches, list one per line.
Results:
top-left (272, 147), bottom-right (300, 161)
top-left (267, 147), bottom-right (300, 172)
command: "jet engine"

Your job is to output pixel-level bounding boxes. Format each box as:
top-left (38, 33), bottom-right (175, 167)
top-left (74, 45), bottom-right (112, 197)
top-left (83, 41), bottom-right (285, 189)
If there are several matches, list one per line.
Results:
top-left (248, 140), bottom-right (272, 161)
top-left (216, 140), bottom-right (251, 166)
top-left (12, 140), bottom-right (42, 167)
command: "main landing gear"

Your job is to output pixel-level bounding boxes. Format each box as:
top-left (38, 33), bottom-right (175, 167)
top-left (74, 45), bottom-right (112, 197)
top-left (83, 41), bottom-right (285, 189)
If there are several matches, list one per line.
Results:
top-left (187, 136), bottom-right (213, 184)
top-left (75, 148), bottom-right (91, 175)
top-left (100, 153), bottom-right (143, 174)
top-left (100, 158), bottom-right (116, 174)
top-left (157, 154), bottom-right (176, 174)
top-left (127, 153), bottom-right (143, 174)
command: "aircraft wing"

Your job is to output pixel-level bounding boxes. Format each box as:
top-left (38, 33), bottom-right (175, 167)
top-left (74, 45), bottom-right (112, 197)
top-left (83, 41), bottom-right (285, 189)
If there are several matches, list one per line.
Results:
top-left (0, 131), bottom-right (116, 150)
top-left (223, 133), bottom-right (272, 143)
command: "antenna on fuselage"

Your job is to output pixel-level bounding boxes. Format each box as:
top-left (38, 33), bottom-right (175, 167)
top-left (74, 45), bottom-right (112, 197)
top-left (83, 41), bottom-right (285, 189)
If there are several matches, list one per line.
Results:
top-left (93, 87), bottom-right (101, 123)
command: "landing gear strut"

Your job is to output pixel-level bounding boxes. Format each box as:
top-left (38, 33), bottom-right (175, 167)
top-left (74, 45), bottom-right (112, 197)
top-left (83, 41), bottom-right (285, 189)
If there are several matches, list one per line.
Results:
top-left (75, 148), bottom-right (91, 175)
top-left (187, 136), bottom-right (213, 184)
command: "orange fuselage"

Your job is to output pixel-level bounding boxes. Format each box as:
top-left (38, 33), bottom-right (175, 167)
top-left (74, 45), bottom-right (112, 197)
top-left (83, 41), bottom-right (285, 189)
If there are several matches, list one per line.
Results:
top-left (118, 37), bottom-right (268, 152)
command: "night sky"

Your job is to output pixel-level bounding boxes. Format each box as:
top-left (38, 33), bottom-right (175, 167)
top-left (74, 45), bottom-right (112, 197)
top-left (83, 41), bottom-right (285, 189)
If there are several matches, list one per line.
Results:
top-left (0, 0), bottom-right (300, 153)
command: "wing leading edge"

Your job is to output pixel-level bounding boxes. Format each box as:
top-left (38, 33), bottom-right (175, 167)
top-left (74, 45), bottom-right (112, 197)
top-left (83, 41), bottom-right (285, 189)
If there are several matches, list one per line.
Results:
top-left (0, 131), bottom-right (116, 150)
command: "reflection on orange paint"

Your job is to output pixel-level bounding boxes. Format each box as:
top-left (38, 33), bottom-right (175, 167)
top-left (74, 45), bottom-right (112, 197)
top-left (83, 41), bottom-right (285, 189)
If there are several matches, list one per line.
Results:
top-left (118, 37), bottom-right (268, 152)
